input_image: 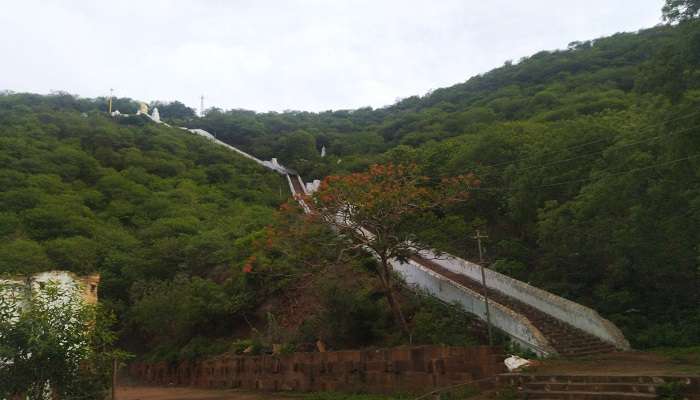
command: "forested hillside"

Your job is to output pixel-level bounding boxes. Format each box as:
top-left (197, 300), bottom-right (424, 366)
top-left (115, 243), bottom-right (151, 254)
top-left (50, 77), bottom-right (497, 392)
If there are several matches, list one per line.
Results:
top-left (188, 19), bottom-right (700, 348)
top-left (0, 97), bottom-right (291, 356)
top-left (2, 13), bottom-right (699, 354)
top-left (0, 94), bottom-right (481, 361)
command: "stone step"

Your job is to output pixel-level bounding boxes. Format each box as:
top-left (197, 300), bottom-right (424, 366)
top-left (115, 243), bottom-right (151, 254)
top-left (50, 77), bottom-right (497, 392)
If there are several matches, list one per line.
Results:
top-left (501, 374), bottom-right (700, 400)
top-left (546, 331), bottom-right (599, 339)
top-left (552, 338), bottom-right (615, 345)
top-left (524, 382), bottom-right (657, 394)
top-left (558, 348), bottom-right (618, 358)
top-left (554, 342), bottom-right (615, 351)
top-left (411, 256), bottom-right (618, 357)
top-left (521, 389), bottom-right (656, 399)
top-left (557, 345), bottom-right (616, 353)
top-left (503, 374), bottom-right (698, 385)
top-left (550, 336), bottom-right (612, 343)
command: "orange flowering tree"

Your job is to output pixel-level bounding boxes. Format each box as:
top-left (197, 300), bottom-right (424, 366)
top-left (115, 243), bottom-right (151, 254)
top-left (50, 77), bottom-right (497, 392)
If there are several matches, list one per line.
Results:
top-left (309, 163), bottom-right (479, 336)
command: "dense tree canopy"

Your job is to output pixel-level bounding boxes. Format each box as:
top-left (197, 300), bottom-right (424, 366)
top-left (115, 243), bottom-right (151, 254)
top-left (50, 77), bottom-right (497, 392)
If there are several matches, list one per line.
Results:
top-left (0, 96), bottom-right (287, 356)
top-left (187, 20), bottom-right (700, 347)
top-left (0, 281), bottom-right (117, 399)
top-left (149, 100), bottom-right (198, 122)
top-left (2, 11), bottom-right (699, 354)
top-left (663, 0), bottom-right (700, 21)
top-left (310, 164), bottom-right (478, 335)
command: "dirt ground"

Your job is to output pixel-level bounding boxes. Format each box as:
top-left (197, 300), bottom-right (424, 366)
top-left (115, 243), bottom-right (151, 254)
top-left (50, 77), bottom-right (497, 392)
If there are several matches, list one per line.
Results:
top-left (522, 351), bottom-right (700, 376)
top-left (116, 386), bottom-right (302, 400)
top-left (116, 351), bottom-right (699, 399)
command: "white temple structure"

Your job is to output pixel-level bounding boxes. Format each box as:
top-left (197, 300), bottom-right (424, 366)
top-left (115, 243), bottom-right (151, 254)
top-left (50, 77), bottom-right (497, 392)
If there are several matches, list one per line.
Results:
top-left (305, 179), bottom-right (321, 193)
top-left (136, 102), bottom-right (149, 115)
top-left (151, 107), bottom-right (160, 123)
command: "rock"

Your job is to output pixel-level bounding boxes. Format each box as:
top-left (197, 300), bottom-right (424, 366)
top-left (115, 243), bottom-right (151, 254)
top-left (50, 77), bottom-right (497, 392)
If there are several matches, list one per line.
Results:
top-left (504, 355), bottom-right (531, 371)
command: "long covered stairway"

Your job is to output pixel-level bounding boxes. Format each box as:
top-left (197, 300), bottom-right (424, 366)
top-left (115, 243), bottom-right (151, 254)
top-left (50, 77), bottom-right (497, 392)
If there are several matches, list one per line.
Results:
top-left (413, 256), bottom-right (617, 357)
top-left (182, 126), bottom-right (629, 358)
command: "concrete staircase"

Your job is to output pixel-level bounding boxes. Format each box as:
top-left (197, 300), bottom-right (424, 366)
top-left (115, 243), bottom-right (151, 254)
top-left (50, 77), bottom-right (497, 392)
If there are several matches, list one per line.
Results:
top-left (413, 256), bottom-right (616, 357)
top-left (499, 374), bottom-right (700, 399)
top-left (287, 174), bottom-right (306, 195)
top-left (182, 126), bottom-right (629, 358)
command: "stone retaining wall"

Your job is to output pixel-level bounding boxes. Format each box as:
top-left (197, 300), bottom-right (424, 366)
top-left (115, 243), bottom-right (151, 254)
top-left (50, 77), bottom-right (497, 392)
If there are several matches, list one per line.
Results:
top-left (129, 345), bottom-right (505, 394)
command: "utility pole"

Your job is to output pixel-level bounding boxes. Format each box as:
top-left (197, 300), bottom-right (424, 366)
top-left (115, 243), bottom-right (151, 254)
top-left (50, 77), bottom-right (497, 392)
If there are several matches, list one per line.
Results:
top-left (200, 95), bottom-right (204, 117)
top-left (108, 88), bottom-right (114, 114)
top-left (473, 229), bottom-right (493, 346)
top-left (112, 358), bottom-right (117, 399)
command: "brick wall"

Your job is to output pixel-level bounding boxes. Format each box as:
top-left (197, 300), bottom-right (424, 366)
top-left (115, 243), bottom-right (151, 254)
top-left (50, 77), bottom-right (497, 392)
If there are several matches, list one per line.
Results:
top-left (129, 345), bottom-right (505, 394)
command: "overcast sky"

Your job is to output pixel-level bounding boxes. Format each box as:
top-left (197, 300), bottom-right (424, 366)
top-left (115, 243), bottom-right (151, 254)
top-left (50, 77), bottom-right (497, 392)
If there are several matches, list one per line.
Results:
top-left (1, 0), bottom-right (665, 112)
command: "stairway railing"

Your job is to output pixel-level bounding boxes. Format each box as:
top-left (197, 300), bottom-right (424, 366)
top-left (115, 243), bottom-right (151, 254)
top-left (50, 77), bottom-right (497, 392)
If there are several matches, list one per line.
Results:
top-left (183, 127), bottom-right (630, 356)
top-left (418, 249), bottom-right (630, 351)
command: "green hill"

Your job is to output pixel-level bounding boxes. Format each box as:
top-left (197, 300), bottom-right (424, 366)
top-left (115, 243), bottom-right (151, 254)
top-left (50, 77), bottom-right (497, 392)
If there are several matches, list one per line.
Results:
top-left (0, 98), bottom-right (291, 353)
top-left (189, 19), bottom-right (700, 348)
top-left (2, 18), bottom-right (699, 352)
top-left (0, 95), bottom-right (477, 360)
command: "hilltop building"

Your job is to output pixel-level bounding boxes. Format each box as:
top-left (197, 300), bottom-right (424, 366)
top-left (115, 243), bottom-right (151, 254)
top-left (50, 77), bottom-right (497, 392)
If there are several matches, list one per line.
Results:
top-left (0, 271), bottom-right (100, 305)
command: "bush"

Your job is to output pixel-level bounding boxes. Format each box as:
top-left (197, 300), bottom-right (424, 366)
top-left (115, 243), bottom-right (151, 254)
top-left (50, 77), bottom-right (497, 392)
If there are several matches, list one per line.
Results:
top-left (298, 284), bottom-right (391, 349)
top-left (656, 381), bottom-right (687, 400)
top-left (410, 296), bottom-right (478, 347)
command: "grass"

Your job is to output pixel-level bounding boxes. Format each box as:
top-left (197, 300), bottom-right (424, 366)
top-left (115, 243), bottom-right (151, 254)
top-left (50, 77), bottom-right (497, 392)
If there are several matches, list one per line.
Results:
top-left (651, 346), bottom-right (700, 366)
top-left (303, 392), bottom-right (409, 400)
top-left (300, 385), bottom-right (484, 400)
top-left (437, 385), bottom-right (480, 400)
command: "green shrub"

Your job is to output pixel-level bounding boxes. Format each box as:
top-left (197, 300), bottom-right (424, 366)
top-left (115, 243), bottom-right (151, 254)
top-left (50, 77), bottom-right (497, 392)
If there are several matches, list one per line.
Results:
top-left (410, 296), bottom-right (478, 347)
top-left (656, 381), bottom-right (687, 400)
top-left (298, 284), bottom-right (391, 348)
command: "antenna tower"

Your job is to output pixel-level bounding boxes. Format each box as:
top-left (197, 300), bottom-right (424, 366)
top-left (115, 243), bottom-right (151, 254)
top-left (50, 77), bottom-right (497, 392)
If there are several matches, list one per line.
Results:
top-left (108, 88), bottom-right (114, 114)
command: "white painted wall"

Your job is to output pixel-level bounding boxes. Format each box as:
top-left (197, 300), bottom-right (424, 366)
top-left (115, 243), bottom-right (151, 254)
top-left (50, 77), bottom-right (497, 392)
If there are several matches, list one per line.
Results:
top-left (183, 128), bottom-right (290, 174)
top-left (180, 124), bottom-right (630, 353)
top-left (417, 250), bottom-right (630, 350)
top-left (305, 179), bottom-right (321, 193)
top-left (392, 258), bottom-right (555, 356)
top-left (286, 174), bottom-right (311, 213)
top-left (1, 272), bottom-right (86, 308)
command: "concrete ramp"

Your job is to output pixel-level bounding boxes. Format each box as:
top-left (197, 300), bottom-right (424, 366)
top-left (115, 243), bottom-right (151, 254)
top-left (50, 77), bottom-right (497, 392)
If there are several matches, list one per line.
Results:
top-left (402, 254), bottom-right (627, 356)
top-left (282, 167), bottom-right (629, 357)
top-left (182, 126), bottom-right (630, 357)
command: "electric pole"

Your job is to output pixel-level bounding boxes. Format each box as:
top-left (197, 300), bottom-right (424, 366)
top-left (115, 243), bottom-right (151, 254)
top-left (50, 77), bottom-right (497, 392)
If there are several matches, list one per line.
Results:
top-left (200, 95), bottom-right (204, 117)
top-left (108, 88), bottom-right (114, 114)
top-left (112, 358), bottom-right (117, 399)
top-left (473, 229), bottom-right (493, 346)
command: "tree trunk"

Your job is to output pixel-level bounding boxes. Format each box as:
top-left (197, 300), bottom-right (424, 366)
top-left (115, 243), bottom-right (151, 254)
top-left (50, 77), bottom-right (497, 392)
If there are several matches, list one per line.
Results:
top-left (379, 258), bottom-right (410, 338)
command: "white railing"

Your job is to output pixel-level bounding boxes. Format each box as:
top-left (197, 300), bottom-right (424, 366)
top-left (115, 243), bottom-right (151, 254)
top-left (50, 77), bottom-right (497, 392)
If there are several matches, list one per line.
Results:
top-left (418, 249), bottom-right (630, 350)
top-left (392, 258), bottom-right (555, 356)
top-left (181, 124), bottom-right (630, 354)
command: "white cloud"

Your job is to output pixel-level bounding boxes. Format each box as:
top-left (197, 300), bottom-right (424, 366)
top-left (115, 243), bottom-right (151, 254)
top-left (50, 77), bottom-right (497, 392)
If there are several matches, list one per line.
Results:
top-left (0, 0), bottom-right (664, 112)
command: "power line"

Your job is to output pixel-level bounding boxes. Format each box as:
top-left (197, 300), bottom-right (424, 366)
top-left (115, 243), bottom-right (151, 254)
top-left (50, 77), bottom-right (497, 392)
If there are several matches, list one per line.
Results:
top-left (460, 152), bottom-right (700, 193)
top-left (471, 109), bottom-right (700, 171)
top-left (425, 121), bottom-right (700, 190)
top-left (536, 153), bottom-right (700, 189)
top-left (424, 119), bottom-right (700, 193)
top-left (547, 207), bottom-right (699, 238)
top-left (512, 123), bottom-right (700, 173)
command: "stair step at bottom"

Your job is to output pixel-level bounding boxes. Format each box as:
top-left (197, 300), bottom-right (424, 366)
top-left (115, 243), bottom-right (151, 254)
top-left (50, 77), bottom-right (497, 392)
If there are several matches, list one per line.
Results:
top-left (524, 382), bottom-right (656, 393)
top-left (559, 350), bottom-right (617, 357)
top-left (521, 390), bottom-right (656, 399)
top-left (413, 256), bottom-right (619, 355)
